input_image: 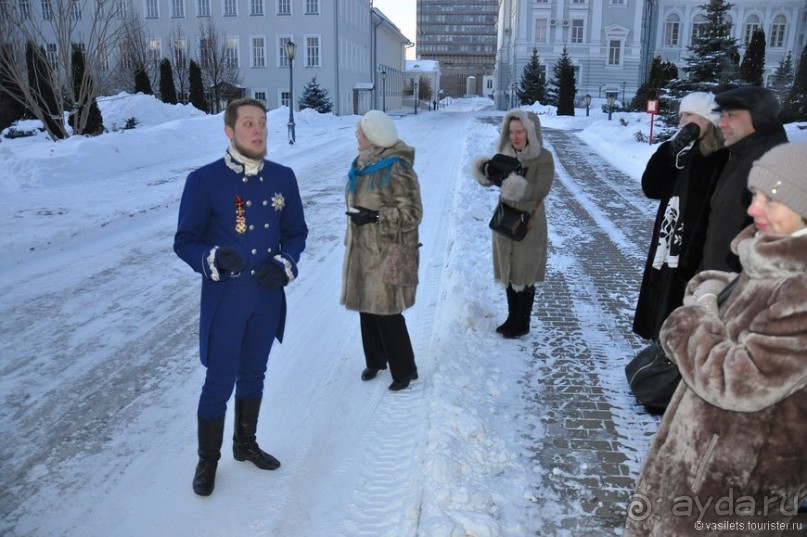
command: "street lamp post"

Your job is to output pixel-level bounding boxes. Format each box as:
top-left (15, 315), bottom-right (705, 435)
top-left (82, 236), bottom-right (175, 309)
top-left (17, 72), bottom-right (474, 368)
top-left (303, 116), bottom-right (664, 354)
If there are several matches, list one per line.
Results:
top-left (284, 40), bottom-right (297, 144)
top-left (413, 64), bottom-right (421, 115)
top-left (621, 81), bottom-right (626, 105)
top-left (584, 93), bottom-right (592, 117)
top-left (607, 94), bottom-right (616, 121)
top-left (381, 69), bottom-right (387, 113)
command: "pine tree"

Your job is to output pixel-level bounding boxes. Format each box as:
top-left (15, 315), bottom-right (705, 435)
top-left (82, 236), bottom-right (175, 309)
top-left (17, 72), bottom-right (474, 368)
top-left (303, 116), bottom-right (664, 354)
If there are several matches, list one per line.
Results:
top-left (549, 48), bottom-right (576, 116)
top-left (738, 29), bottom-right (766, 86)
top-left (25, 41), bottom-right (65, 139)
top-left (630, 56), bottom-right (678, 111)
top-left (0, 45), bottom-right (27, 132)
top-left (159, 59), bottom-right (179, 104)
top-left (69, 44), bottom-right (104, 135)
top-left (682, 0), bottom-right (739, 84)
top-left (297, 76), bottom-right (333, 113)
top-left (780, 46), bottom-right (807, 123)
top-left (517, 48), bottom-right (546, 105)
top-left (188, 60), bottom-right (208, 113)
top-left (134, 67), bottom-right (153, 95)
top-left (768, 52), bottom-right (794, 106)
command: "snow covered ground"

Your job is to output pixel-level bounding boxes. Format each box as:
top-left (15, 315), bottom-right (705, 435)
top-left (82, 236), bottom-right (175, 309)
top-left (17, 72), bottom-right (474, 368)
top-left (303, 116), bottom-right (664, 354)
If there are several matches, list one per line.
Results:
top-left (1, 94), bottom-right (804, 537)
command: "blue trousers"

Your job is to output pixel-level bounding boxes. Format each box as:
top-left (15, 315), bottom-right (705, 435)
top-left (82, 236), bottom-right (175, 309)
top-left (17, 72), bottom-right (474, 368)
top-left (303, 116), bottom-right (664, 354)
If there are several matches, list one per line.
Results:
top-left (198, 287), bottom-right (281, 420)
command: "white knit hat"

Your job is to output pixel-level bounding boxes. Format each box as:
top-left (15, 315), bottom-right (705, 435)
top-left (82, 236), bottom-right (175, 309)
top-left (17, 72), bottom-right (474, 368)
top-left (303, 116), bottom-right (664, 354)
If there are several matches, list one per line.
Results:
top-left (359, 110), bottom-right (398, 148)
top-left (679, 92), bottom-right (720, 125)
top-left (748, 142), bottom-right (807, 220)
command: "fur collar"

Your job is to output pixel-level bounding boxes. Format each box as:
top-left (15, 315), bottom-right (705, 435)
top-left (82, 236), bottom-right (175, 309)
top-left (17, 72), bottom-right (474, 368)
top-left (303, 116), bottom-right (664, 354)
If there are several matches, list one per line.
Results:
top-left (496, 110), bottom-right (544, 162)
top-left (733, 224), bottom-right (807, 279)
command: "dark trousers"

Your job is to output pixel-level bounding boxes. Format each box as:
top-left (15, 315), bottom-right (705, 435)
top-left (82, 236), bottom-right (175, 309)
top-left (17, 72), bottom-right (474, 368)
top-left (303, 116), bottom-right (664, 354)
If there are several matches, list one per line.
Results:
top-left (359, 312), bottom-right (416, 382)
top-left (198, 289), bottom-right (280, 420)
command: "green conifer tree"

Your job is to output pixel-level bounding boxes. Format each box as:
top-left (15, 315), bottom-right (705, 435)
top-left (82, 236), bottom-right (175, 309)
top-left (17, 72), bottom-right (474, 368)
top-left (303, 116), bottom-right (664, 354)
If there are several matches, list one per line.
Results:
top-left (630, 56), bottom-right (678, 111)
top-left (739, 29), bottom-right (766, 86)
top-left (188, 60), bottom-right (208, 113)
top-left (780, 46), bottom-right (807, 123)
top-left (134, 67), bottom-right (153, 95)
top-left (682, 0), bottom-right (739, 84)
top-left (159, 59), bottom-right (179, 104)
top-left (550, 47), bottom-right (576, 116)
top-left (297, 76), bottom-right (333, 113)
top-left (768, 52), bottom-right (794, 106)
top-left (25, 41), bottom-right (65, 139)
top-left (517, 48), bottom-right (546, 105)
top-left (69, 44), bottom-right (104, 135)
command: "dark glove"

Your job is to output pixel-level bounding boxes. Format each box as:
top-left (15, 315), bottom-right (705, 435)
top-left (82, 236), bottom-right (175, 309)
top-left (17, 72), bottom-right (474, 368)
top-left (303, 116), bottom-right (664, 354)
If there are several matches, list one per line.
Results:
top-left (346, 206), bottom-right (379, 226)
top-left (482, 154), bottom-right (522, 185)
top-left (667, 122), bottom-right (701, 156)
top-left (255, 261), bottom-right (287, 290)
top-left (215, 247), bottom-right (245, 274)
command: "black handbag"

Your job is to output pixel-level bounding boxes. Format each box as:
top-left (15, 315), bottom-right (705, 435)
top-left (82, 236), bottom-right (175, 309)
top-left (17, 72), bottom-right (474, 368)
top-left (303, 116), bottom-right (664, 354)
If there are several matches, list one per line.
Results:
top-left (488, 200), bottom-right (542, 241)
top-left (625, 276), bottom-right (740, 413)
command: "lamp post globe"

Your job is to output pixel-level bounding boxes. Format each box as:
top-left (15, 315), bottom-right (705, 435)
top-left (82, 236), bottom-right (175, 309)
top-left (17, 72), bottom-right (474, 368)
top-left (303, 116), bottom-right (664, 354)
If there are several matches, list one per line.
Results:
top-left (284, 41), bottom-right (297, 144)
top-left (584, 93), bottom-right (592, 117)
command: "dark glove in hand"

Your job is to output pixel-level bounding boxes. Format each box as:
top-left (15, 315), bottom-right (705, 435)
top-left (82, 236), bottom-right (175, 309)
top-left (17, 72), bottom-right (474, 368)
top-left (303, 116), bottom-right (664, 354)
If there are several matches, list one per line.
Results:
top-left (667, 122), bottom-right (701, 155)
top-left (346, 206), bottom-right (379, 226)
top-left (483, 154), bottom-right (521, 185)
top-left (215, 247), bottom-right (245, 273)
top-left (255, 261), bottom-right (287, 290)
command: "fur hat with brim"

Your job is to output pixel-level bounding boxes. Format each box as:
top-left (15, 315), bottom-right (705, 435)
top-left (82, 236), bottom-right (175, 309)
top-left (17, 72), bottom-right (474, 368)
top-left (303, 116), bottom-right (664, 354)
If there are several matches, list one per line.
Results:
top-left (358, 110), bottom-right (398, 148)
top-left (748, 142), bottom-right (807, 220)
top-left (679, 92), bottom-right (720, 125)
top-left (713, 86), bottom-right (780, 131)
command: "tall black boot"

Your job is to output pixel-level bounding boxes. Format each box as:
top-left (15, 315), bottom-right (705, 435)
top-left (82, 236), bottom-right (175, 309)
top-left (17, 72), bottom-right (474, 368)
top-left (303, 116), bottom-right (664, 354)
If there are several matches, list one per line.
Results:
top-left (501, 286), bottom-right (535, 339)
top-left (193, 415), bottom-right (224, 496)
top-left (496, 285), bottom-right (518, 334)
top-left (232, 399), bottom-right (281, 470)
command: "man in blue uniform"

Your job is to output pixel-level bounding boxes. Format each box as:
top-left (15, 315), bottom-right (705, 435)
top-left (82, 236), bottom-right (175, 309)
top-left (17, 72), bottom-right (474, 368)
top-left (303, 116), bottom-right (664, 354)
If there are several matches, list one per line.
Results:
top-left (174, 98), bottom-right (308, 496)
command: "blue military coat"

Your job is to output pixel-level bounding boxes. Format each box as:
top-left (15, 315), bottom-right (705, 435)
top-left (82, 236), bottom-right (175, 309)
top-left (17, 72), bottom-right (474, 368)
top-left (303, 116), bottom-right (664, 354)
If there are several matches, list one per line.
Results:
top-left (174, 151), bottom-right (308, 365)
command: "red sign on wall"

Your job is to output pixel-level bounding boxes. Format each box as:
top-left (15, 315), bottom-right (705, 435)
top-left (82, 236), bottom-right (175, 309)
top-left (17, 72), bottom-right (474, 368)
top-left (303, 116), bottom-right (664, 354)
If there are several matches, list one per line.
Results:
top-left (646, 100), bottom-right (659, 114)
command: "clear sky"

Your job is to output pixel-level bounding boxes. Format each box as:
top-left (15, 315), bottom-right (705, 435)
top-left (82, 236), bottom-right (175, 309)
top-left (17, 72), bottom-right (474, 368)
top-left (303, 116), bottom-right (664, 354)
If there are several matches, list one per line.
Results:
top-left (372, 0), bottom-right (417, 59)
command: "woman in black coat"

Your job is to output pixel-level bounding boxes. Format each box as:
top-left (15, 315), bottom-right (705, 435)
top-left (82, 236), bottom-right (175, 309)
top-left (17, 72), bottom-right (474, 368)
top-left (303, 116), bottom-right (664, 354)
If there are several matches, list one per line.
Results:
top-left (633, 92), bottom-right (729, 342)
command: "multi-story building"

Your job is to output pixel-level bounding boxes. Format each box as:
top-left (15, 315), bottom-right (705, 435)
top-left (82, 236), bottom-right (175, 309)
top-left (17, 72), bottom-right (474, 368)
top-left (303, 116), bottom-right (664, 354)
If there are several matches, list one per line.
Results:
top-left (5, 0), bottom-right (412, 116)
top-left (416, 0), bottom-right (499, 97)
top-left (494, 0), bottom-right (806, 111)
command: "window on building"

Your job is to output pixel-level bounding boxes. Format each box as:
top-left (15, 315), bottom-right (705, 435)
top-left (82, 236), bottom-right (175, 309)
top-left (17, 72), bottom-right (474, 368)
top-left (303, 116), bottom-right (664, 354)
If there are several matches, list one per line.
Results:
top-left (572, 0), bottom-right (585, 4)
top-left (71, 0), bottom-right (81, 19)
top-left (252, 37), bottom-right (265, 67)
top-left (691, 14), bottom-right (707, 43)
top-left (610, 0), bottom-right (626, 4)
top-left (145, 0), bottom-right (158, 18)
top-left (98, 42), bottom-right (109, 70)
top-left (148, 38), bottom-right (161, 66)
top-left (19, 0), bottom-right (30, 18)
top-left (769, 14), bottom-right (786, 48)
top-left (250, 0), bottom-right (262, 15)
top-left (40, 0), bottom-right (51, 19)
top-left (46, 43), bottom-right (58, 69)
top-left (95, 0), bottom-right (104, 16)
top-left (197, 0), bottom-right (209, 16)
top-left (116, 0), bottom-right (126, 18)
top-left (535, 19), bottom-right (548, 43)
top-left (199, 38), bottom-right (210, 67)
top-left (664, 13), bottom-right (680, 46)
top-left (171, 0), bottom-right (184, 17)
top-left (223, 0), bottom-right (236, 16)
top-left (571, 19), bottom-right (584, 44)
top-left (305, 0), bottom-right (318, 14)
top-left (743, 14), bottom-right (761, 46)
top-left (254, 90), bottom-right (267, 103)
top-left (608, 39), bottom-right (622, 65)
top-left (225, 37), bottom-right (239, 67)
top-left (277, 0), bottom-right (290, 15)
top-left (305, 36), bottom-right (320, 67)
top-left (279, 36), bottom-right (292, 67)
top-left (281, 90), bottom-right (291, 107)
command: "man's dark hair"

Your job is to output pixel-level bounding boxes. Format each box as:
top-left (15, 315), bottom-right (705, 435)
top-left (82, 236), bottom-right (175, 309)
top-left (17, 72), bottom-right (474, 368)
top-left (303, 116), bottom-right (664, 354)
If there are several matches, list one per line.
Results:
top-left (224, 98), bottom-right (267, 129)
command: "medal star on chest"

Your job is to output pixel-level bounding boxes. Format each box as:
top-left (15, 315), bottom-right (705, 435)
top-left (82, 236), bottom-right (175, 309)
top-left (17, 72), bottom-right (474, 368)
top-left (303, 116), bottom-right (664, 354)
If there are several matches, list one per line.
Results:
top-left (272, 193), bottom-right (285, 211)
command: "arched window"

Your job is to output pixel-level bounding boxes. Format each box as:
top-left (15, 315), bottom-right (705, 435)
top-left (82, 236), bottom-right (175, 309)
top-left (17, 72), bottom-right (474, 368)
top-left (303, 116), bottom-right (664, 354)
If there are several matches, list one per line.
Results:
top-left (664, 13), bottom-right (680, 46)
top-left (769, 14), bottom-right (787, 48)
top-left (691, 14), bottom-right (707, 44)
top-left (744, 14), bottom-right (761, 46)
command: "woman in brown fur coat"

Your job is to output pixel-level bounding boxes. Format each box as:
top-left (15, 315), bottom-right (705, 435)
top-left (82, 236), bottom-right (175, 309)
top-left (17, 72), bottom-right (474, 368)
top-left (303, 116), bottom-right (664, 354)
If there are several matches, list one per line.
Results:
top-left (625, 142), bottom-right (807, 536)
top-left (472, 110), bottom-right (554, 338)
top-left (341, 110), bottom-right (423, 392)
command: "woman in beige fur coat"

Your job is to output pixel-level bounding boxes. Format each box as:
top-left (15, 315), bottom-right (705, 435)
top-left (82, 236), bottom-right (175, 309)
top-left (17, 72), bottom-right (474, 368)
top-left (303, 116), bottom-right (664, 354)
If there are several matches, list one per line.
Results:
top-left (625, 142), bottom-right (807, 536)
top-left (472, 110), bottom-right (554, 338)
top-left (341, 110), bottom-right (422, 392)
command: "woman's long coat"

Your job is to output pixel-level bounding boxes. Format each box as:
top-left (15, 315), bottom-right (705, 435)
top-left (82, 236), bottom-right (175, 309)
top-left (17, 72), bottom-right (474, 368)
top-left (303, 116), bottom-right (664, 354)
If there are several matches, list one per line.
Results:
top-left (625, 225), bottom-right (807, 536)
top-left (341, 140), bottom-right (422, 315)
top-left (633, 141), bottom-right (728, 341)
top-left (472, 110), bottom-right (554, 288)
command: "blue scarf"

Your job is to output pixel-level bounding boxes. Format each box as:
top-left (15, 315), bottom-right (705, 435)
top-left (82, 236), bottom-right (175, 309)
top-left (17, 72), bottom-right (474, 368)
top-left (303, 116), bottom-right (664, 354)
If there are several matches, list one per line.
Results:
top-left (346, 156), bottom-right (407, 193)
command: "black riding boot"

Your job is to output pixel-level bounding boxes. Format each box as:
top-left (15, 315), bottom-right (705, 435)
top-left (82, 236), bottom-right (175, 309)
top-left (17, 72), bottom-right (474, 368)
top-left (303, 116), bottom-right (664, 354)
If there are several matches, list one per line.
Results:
top-left (193, 415), bottom-right (224, 496)
top-left (232, 399), bottom-right (281, 470)
top-left (501, 286), bottom-right (535, 339)
top-left (496, 285), bottom-right (518, 334)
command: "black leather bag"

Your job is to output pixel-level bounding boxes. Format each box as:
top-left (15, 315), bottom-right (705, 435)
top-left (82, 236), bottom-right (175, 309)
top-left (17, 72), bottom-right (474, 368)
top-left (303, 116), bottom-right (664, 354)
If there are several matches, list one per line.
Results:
top-left (488, 202), bottom-right (533, 241)
top-left (625, 343), bottom-right (679, 413)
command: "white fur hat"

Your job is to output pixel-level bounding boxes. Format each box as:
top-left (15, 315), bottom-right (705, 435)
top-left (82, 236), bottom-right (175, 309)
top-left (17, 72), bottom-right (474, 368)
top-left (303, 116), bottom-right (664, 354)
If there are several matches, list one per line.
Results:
top-left (679, 92), bottom-right (720, 125)
top-left (359, 110), bottom-right (398, 148)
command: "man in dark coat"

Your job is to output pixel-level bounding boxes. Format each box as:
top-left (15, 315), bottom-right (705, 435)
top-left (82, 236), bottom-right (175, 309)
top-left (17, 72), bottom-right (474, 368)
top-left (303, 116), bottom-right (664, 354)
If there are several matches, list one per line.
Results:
top-left (700, 86), bottom-right (788, 272)
top-left (174, 98), bottom-right (308, 496)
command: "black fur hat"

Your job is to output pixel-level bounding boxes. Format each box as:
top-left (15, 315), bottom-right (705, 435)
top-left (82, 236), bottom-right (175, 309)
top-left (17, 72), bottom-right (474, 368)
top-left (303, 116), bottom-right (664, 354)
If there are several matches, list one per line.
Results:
top-left (713, 86), bottom-right (780, 130)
